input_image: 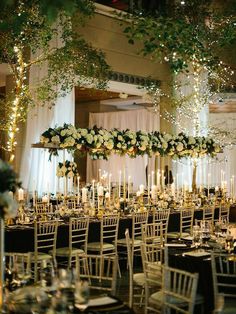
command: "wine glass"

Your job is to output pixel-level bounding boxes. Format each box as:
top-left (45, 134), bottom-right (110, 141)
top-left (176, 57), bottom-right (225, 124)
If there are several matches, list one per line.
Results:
top-left (192, 225), bottom-right (201, 248)
top-left (74, 281), bottom-right (89, 312)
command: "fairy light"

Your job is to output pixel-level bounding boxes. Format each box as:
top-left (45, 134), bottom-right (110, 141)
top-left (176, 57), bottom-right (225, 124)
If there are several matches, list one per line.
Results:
top-left (7, 45), bottom-right (27, 161)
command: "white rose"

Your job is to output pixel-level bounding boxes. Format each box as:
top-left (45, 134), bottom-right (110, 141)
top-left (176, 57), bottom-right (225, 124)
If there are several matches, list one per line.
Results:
top-left (188, 136), bottom-right (196, 145)
top-left (40, 136), bottom-right (49, 143)
top-left (131, 139), bottom-right (136, 145)
top-left (60, 130), bottom-right (67, 136)
top-left (162, 142), bottom-right (168, 149)
top-left (81, 129), bottom-right (88, 136)
top-left (77, 144), bottom-right (82, 149)
top-left (118, 135), bottom-right (123, 141)
top-left (117, 143), bottom-right (122, 148)
top-left (86, 134), bottom-right (93, 144)
top-left (139, 145), bottom-right (146, 151)
top-left (51, 135), bottom-right (60, 144)
top-left (176, 143), bottom-right (184, 152)
top-left (163, 133), bottom-right (172, 141)
top-left (105, 141), bottom-right (114, 150)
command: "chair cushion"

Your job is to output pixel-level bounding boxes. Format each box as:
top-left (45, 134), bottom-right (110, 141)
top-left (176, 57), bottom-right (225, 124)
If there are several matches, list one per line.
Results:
top-left (117, 238), bottom-right (142, 247)
top-left (133, 273), bottom-right (145, 286)
top-left (167, 232), bottom-right (190, 239)
top-left (55, 247), bottom-right (84, 256)
top-left (150, 290), bottom-right (188, 306)
top-left (218, 298), bottom-right (236, 314)
top-left (30, 252), bottom-right (52, 261)
top-left (87, 242), bottom-right (115, 251)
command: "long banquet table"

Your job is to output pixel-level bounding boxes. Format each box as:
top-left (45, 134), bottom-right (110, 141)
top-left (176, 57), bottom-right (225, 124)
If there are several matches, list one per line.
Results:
top-left (5, 206), bottom-right (230, 253)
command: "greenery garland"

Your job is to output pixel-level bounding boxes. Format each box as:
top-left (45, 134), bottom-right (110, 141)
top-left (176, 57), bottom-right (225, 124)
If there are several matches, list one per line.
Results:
top-left (40, 123), bottom-right (221, 161)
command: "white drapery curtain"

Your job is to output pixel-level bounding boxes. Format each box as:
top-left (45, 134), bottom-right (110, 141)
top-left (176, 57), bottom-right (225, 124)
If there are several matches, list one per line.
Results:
top-left (20, 39), bottom-right (75, 196)
top-left (86, 108), bottom-right (160, 190)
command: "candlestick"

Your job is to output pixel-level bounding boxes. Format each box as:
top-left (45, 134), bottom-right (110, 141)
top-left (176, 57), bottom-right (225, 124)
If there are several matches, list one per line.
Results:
top-left (128, 176), bottom-right (131, 201)
top-left (123, 166), bottom-right (126, 201)
top-left (77, 176), bottom-right (80, 204)
top-left (92, 179), bottom-right (95, 206)
top-left (207, 173), bottom-right (211, 198)
top-left (69, 177), bottom-right (73, 194)
top-left (118, 170), bottom-right (121, 198)
top-left (108, 174), bottom-right (112, 200)
top-left (157, 169), bottom-right (160, 190)
top-left (161, 170), bottom-right (164, 190)
top-left (97, 185), bottom-right (104, 197)
top-left (147, 174), bottom-right (150, 202)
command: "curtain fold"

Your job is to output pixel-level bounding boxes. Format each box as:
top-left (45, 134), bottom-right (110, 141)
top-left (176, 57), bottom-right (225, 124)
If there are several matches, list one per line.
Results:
top-left (86, 108), bottom-right (160, 189)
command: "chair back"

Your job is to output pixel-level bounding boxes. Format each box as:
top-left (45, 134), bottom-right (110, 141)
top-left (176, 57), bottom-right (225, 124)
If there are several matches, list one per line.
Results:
top-left (34, 220), bottom-right (58, 259)
top-left (219, 203), bottom-right (230, 223)
top-left (69, 217), bottom-right (89, 253)
top-left (132, 211), bottom-right (148, 241)
top-left (125, 229), bottom-right (134, 308)
top-left (142, 222), bottom-right (163, 245)
top-left (180, 209), bottom-right (193, 237)
top-left (202, 205), bottom-right (214, 223)
top-left (100, 214), bottom-right (119, 251)
top-left (162, 265), bottom-right (199, 314)
top-left (153, 209), bottom-right (170, 240)
top-left (211, 252), bottom-right (236, 311)
top-left (35, 203), bottom-right (53, 219)
top-left (76, 253), bottom-right (118, 295)
top-left (5, 252), bottom-right (31, 280)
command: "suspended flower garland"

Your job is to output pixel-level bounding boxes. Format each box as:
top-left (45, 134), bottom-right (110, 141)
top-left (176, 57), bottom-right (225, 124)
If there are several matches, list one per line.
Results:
top-left (39, 123), bottom-right (222, 160)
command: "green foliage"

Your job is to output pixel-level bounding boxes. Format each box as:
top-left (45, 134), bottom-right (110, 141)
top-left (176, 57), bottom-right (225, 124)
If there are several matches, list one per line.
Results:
top-left (120, 0), bottom-right (236, 79)
top-left (0, 0), bottom-right (110, 151)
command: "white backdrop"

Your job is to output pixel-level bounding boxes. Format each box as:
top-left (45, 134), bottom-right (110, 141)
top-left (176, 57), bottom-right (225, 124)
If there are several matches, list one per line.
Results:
top-left (19, 34), bottom-right (75, 196)
top-left (86, 108), bottom-right (160, 189)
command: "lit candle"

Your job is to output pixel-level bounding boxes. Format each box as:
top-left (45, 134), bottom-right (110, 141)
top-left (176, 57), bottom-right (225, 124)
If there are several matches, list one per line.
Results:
top-left (18, 188), bottom-right (24, 201)
top-left (139, 184), bottom-right (145, 194)
top-left (151, 185), bottom-right (157, 200)
top-left (42, 195), bottom-right (48, 203)
top-left (97, 185), bottom-right (104, 197)
top-left (92, 179), bottom-right (95, 205)
top-left (82, 187), bottom-right (87, 203)
top-left (77, 176), bottom-right (80, 203)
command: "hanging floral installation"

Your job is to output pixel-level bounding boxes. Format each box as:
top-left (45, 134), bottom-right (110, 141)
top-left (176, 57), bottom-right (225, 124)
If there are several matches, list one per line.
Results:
top-left (56, 160), bottom-right (78, 178)
top-left (39, 123), bottom-right (221, 160)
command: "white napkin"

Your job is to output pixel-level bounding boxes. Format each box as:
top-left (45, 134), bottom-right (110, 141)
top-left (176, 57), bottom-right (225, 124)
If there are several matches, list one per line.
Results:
top-left (165, 243), bottom-right (187, 247)
top-left (88, 296), bottom-right (118, 307)
top-left (184, 251), bottom-right (210, 257)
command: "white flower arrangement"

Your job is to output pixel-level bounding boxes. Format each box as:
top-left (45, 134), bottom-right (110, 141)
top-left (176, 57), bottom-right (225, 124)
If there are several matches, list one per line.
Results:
top-left (40, 124), bottom-right (222, 160)
top-left (56, 160), bottom-right (78, 178)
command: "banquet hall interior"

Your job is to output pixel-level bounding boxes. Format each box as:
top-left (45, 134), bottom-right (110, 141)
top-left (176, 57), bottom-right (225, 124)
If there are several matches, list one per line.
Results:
top-left (1, 0), bottom-right (236, 313)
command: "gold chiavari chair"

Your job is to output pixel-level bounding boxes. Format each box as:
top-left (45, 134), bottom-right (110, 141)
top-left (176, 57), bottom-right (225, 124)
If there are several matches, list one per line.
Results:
top-left (55, 217), bottom-right (89, 268)
top-left (167, 208), bottom-right (194, 240)
top-left (145, 265), bottom-right (199, 314)
top-left (117, 211), bottom-right (148, 267)
top-left (153, 209), bottom-right (170, 242)
top-left (31, 220), bottom-right (58, 282)
top-left (75, 253), bottom-right (118, 296)
top-left (211, 252), bottom-right (236, 314)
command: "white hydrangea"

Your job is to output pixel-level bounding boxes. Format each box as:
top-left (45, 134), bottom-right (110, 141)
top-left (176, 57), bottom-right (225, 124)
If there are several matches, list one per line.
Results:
top-left (86, 134), bottom-right (93, 144)
top-left (81, 129), bottom-right (88, 136)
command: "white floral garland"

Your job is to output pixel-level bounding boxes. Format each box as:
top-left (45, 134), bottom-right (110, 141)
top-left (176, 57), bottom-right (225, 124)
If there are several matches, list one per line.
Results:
top-left (40, 123), bottom-right (222, 160)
